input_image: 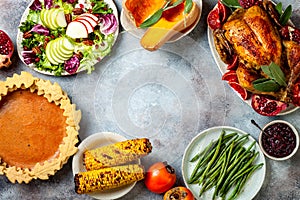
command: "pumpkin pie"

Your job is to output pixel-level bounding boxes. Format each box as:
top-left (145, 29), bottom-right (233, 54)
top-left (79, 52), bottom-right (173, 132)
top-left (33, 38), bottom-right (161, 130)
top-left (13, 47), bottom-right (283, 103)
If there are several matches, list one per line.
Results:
top-left (0, 72), bottom-right (81, 183)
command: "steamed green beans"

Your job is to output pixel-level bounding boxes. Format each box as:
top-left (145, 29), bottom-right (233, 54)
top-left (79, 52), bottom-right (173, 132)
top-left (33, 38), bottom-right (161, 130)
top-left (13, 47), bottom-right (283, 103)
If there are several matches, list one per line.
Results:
top-left (188, 130), bottom-right (263, 200)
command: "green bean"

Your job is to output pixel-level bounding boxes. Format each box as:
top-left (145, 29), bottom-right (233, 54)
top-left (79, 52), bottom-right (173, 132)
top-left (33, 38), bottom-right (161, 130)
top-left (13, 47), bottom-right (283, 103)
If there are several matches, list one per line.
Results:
top-left (187, 130), bottom-right (264, 200)
top-left (212, 152), bottom-right (228, 200)
top-left (189, 147), bottom-right (216, 181)
top-left (238, 163), bottom-right (263, 192)
top-left (205, 153), bottom-right (225, 177)
top-left (190, 132), bottom-right (237, 163)
top-left (230, 163), bottom-right (263, 186)
top-left (188, 165), bottom-right (206, 184)
top-left (203, 154), bottom-right (226, 198)
top-left (217, 141), bottom-right (234, 187)
top-left (218, 151), bottom-right (252, 195)
top-left (190, 140), bottom-right (214, 162)
top-left (228, 163), bottom-right (263, 200)
top-left (229, 145), bottom-right (245, 163)
top-left (218, 135), bottom-right (238, 157)
top-left (198, 130), bottom-right (225, 184)
top-left (230, 152), bottom-right (259, 181)
top-left (227, 174), bottom-right (245, 200)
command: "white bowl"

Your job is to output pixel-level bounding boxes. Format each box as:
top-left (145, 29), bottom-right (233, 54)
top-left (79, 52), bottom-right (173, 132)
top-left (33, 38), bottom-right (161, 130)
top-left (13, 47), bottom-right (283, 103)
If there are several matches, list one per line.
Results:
top-left (259, 120), bottom-right (299, 161)
top-left (72, 132), bottom-right (140, 200)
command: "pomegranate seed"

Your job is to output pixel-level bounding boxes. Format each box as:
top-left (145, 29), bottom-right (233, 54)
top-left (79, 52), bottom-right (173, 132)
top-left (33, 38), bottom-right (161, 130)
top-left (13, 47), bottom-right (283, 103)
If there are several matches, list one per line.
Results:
top-left (0, 32), bottom-right (12, 55)
top-left (291, 29), bottom-right (300, 44)
top-left (280, 26), bottom-right (290, 40)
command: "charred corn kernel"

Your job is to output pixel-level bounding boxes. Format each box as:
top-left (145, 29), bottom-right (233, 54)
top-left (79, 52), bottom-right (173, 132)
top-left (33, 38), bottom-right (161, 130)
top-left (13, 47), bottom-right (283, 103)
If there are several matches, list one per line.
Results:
top-left (74, 164), bottom-right (145, 194)
top-left (83, 138), bottom-right (152, 171)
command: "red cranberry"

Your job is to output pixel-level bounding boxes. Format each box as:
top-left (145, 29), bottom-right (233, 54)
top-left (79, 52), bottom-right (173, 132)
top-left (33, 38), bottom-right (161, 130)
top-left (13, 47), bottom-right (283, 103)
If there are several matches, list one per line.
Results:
top-left (261, 122), bottom-right (297, 158)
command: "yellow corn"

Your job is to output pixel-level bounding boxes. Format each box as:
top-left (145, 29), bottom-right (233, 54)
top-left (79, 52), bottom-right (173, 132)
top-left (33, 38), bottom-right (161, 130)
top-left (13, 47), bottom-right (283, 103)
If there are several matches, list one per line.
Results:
top-left (83, 138), bottom-right (152, 171)
top-left (74, 164), bottom-right (145, 194)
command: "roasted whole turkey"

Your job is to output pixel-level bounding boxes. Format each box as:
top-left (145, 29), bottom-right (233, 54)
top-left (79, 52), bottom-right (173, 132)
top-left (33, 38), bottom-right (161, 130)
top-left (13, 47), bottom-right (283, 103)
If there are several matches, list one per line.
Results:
top-left (210, 0), bottom-right (300, 115)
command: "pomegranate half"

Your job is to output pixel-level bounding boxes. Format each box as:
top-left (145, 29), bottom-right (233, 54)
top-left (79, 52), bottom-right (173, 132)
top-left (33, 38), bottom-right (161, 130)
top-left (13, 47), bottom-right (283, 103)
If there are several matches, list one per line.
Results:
top-left (0, 30), bottom-right (14, 68)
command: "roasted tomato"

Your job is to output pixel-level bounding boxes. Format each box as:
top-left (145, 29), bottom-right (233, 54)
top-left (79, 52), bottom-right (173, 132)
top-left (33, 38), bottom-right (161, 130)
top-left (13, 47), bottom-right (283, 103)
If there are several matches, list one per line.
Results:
top-left (144, 161), bottom-right (176, 194)
top-left (163, 186), bottom-right (195, 200)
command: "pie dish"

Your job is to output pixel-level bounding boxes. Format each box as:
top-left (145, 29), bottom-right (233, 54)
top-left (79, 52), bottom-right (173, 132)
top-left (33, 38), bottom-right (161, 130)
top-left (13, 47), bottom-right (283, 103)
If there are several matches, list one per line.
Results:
top-left (0, 71), bottom-right (81, 183)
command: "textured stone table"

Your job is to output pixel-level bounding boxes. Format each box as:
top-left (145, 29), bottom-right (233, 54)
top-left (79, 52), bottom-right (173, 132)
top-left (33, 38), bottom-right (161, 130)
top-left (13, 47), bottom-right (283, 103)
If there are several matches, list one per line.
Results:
top-left (0, 0), bottom-right (300, 199)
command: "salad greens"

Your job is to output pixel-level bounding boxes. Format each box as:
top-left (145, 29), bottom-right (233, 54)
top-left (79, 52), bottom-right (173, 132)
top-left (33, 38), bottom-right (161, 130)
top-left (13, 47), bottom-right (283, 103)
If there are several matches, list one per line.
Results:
top-left (19, 0), bottom-right (118, 76)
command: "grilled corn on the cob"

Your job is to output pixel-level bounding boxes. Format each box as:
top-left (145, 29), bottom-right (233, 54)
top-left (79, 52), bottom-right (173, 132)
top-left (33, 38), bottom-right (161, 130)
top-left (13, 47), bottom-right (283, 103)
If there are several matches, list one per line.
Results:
top-left (74, 164), bottom-right (145, 194)
top-left (83, 138), bottom-right (152, 171)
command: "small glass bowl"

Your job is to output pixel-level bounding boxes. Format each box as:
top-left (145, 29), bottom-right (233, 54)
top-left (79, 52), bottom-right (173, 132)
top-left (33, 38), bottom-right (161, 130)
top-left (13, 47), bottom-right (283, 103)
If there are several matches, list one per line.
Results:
top-left (259, 120), bottom-right (299, 161)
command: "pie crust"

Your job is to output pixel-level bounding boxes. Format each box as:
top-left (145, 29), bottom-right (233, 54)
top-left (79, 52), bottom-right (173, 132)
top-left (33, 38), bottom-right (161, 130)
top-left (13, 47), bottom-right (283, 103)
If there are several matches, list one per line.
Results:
top-left (0, 72), bottom-right (81, 183)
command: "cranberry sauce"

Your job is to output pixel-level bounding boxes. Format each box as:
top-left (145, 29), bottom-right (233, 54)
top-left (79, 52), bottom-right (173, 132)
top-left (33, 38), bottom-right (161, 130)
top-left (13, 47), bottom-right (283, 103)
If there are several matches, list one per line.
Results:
top-left (261, 122), bottom-right (296, 158)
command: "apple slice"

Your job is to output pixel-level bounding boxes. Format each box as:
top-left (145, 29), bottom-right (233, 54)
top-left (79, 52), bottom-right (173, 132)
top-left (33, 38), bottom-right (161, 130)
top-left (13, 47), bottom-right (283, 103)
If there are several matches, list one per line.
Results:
top-left (80, 13), bottom-right (99, 23)
top-left (76, 19), bottom-right (94, 33)
top-left (45, 9), bottom-right (58, 30)
top-left (66, 21), bottom-right (88, 38)
top-left (48, 9), bottom-right (60, 29)
top-left (58, 37), bottom-right (74, 54)
top-left (40, 9), bottom-right (47, 26)
top-left (52, 41), bottom-right (71, 61)
top-left (77, 15), bottom-right (98, 27)
top-left (55, 8), bottom-right (67, 28)
top-left (48, 41), bottom-right (65, 64)
top-left (46, 41), bottom-right (60, 65)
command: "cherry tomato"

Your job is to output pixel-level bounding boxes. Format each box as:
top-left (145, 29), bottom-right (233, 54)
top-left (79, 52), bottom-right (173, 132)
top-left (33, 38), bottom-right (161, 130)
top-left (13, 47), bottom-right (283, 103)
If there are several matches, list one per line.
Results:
top-left (163, 186), bottom-right (195, 200)
top-left (144, 161), bottom-right (176, 194)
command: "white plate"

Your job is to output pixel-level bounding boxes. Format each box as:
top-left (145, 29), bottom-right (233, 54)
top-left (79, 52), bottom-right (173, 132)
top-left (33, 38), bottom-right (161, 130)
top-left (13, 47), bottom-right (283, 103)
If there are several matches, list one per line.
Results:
top-left (72, 132), bottom-right (140, 200)
top-left (120, 0), bottom-right (202, 42)
top-left (207, 6), bottom-right (298, 115)
top-left (17, 0), bottom-right (119, 76)
top-left (182, 126), bottom-right (266, 200)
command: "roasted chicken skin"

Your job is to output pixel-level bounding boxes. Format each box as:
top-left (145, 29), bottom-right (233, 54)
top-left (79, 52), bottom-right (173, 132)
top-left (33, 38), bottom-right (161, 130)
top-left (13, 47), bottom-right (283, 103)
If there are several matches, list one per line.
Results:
top-left (283, 40), bottom-right (300, 97)
top-left (223, 5), bottom-right (282, 70)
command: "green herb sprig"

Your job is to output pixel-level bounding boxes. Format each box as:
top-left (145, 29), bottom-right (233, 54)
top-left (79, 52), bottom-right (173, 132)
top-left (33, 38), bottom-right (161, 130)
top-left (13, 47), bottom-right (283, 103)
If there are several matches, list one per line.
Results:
top-left (275, 2), bottom-right (292, 26)
top-left (220, 0), bottom-right (241, 9)
top-left (253, 62), bottom-right (287, 92)
top-left (184, 0), bottom-right (193, 14)
top-left (139, 0), bottom-right (193, 29)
